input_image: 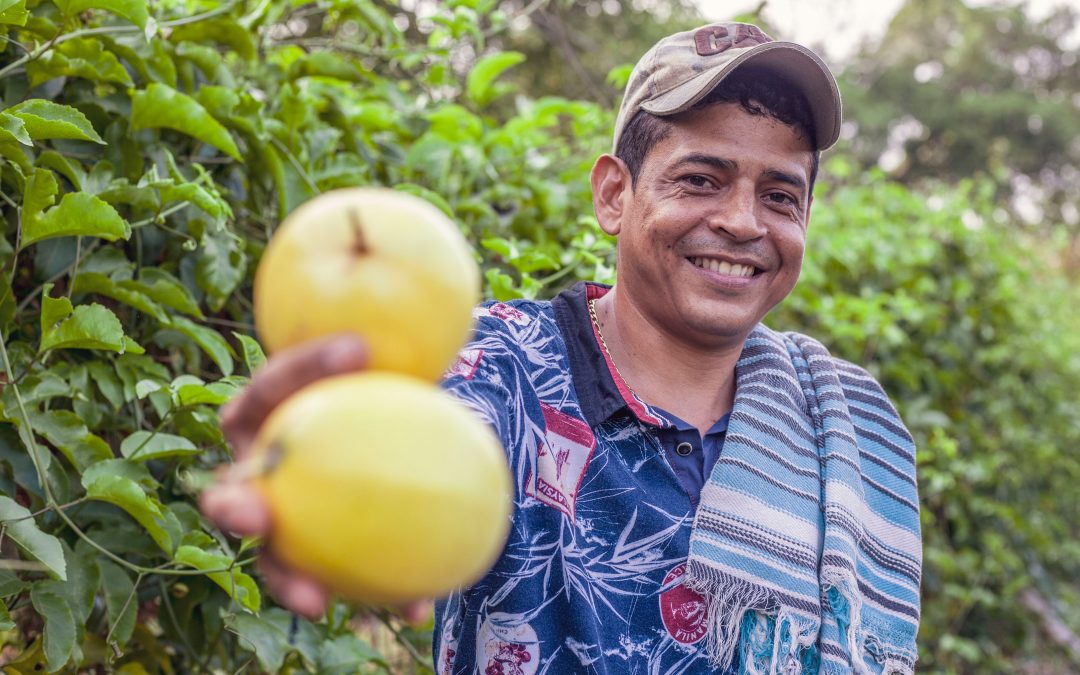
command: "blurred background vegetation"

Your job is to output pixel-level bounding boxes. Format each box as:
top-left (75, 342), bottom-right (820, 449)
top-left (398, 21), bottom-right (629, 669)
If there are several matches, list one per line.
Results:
top-left (0, 0), bottom-right (1077, 673)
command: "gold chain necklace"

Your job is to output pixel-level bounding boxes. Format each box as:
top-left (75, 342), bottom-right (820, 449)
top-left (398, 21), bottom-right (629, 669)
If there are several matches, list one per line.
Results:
top-left (588, 298), bottom-right (636, 394)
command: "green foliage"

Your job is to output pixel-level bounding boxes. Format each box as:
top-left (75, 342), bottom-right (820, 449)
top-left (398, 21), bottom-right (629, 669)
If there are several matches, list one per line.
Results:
top-left (774, 158), bottom-right (1080, 673)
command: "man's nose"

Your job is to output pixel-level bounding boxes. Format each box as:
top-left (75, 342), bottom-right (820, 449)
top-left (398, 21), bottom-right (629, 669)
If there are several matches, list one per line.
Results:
top-left (707, 187), bottom-right (765, 241)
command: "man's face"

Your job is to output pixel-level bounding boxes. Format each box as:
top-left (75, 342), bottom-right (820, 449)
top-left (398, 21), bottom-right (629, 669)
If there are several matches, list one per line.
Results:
top-left (608, 102), bottom-right (814, 347)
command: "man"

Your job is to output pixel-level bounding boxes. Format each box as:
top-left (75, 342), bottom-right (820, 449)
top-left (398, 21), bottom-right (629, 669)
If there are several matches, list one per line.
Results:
top-left (202, 21), bottom-right (922, 674)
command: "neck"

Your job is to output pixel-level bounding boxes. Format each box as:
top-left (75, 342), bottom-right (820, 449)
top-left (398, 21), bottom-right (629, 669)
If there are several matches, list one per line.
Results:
top-left (593, 285), bottom-right (744, 431)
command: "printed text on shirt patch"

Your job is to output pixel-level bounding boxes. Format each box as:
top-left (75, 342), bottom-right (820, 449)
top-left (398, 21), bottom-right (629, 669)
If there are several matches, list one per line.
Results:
top-left (525, 403), bottom-right (596, 520)
top-left (659, 564), bottom-right (708, 644)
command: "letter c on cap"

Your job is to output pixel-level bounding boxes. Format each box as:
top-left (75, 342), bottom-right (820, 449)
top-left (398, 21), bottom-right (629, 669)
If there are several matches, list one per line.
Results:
top-left (694, 26), bottom-right (731, 56)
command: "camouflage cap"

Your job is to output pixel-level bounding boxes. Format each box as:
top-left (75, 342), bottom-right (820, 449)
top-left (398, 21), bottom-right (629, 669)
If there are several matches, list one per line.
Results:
top-left (612, 22), bottom-right (842, 153)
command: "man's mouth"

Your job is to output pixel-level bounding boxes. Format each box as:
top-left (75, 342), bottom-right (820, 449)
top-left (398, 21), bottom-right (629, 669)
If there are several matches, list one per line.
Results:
top-left (687, 256), bottom-right (758, 278)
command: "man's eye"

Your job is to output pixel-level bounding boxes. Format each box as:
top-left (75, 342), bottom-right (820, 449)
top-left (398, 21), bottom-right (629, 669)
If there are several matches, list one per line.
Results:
top-left (766, 192), bottom-right (797, 207)
top-left (682, 175), bottom-right (711, 188)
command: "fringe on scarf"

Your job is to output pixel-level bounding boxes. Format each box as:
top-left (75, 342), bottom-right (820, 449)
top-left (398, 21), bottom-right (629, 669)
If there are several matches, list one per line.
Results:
top-left (684, 565), bottom-right (819, 675)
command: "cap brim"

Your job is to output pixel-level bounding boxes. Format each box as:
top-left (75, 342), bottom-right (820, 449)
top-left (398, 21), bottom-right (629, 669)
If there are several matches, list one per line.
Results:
top-left (640, 41), bottom-right (842, 150)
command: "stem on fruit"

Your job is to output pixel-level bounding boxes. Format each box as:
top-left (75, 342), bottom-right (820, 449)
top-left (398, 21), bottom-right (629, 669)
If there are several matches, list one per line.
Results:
top-left (348, 208), bottom-right (369, 256)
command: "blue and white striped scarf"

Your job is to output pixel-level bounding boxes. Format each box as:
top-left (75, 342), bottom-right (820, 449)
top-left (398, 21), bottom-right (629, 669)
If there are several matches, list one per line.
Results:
top-left (685, 326), bottom-right (922, 674)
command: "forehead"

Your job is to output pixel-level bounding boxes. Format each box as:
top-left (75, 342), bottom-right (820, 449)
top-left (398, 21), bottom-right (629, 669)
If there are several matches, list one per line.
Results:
top-left (646, 102), bottom-right (814, 178)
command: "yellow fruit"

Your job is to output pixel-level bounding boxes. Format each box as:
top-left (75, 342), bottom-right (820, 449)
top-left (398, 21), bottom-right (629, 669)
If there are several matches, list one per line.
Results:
top-left (251, 372), bottom-right (513, 603)
top-left (254, 188), bottom-right (480, 381)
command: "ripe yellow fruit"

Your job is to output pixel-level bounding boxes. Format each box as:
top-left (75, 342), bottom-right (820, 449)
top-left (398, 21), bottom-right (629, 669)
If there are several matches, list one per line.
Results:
top-left (254, 188), bottom-right (480, 381)
top-left (251, 372), bottom-right (513, 603)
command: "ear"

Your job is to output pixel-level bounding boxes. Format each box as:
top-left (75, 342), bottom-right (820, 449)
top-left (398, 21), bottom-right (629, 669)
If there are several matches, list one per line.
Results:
top-left (590, 154), bottom-right (632, 236)
top-left (804, 194), bottom-right (814, 230)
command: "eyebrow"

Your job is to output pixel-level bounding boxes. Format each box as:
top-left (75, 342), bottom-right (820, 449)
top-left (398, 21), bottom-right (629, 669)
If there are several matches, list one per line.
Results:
top-left (674, 153), bottom-right (808, 195)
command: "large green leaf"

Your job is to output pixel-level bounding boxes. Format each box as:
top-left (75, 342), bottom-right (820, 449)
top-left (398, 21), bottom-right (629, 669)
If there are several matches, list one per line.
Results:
top-left (0, 0), bottom-right (28, 26)
top-left (226, 612), bottom-right (289, 671)
top-left (466, 51), bottom-right (525, 108)
top-left (55, 0), bottom-right (148, 29)
top-left (170, 18), bottom-right (256, 61)
top-left (131, 268), bottom-right (204, 319)
top-left (39, 289), bottom-right (132, 353)
top-left (0, 496), bottom-right (66, 580)
top-left (7, 100), bottom-right (104, 144)
top-left (97, 559), bottom-right (137, 648)
top-left (161, 315), bottom-right (234, 376)
top-left (130, 84), bottom-right (241, 160)
top-left (173, 546), bottom-right (260, 613)
top-left (120, 431), bottom-right (199, 462)
top-left (82, 467), bottom-right (178, 554)
top-left (21, 192), bottom-right (131, 249)
top-left (29, 587), bottom-right (75, 672)
top-left (26, 37), bottom-right (134, 88)
top-left (73, 272), bottom-right (167, 321)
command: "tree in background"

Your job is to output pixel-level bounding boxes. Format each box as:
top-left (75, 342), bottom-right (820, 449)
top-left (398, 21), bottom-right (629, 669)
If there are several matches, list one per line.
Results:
top-left (837, 0), bottom-right (1080, 240)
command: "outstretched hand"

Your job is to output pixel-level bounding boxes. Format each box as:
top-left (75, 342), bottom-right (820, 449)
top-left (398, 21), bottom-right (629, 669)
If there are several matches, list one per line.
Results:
top-left (199, 333), bottom-right (432, 623)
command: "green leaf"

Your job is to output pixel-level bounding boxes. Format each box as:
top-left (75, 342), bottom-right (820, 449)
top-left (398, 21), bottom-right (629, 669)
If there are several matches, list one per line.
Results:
top-left (39, 289), bottom-right (128, 353)
top-left (195, 229), bottom-right (247, 311)
top-left (161, 315), bottom-right (234, 376)
top-left (26, 37), bottom-right (134, 88)
top-left (173, 380), bottom-right (239, 407)
top-left (170, 18), bottom-right (256, 61)
top-left (29, 587), bottom-right (75, 672)
top-left (131, 268), bottom-right (204, 319)
top-left (21, 192), bottom-right (131, 249)
top-left (318, 633), bottom-right (383, 673)
top-left (120, 431), bottom-right (199, 462)
top-left (232, 332), bottom-right (266, 374)
top-left (466, 51), bottom-right (525, 107)
top-left (0, 0), bottom-right (27, 26)
top-left (0, 112), bottom-right (31, 145)
top-left (8, 100), bottom-right (104, 144)
top-left (98, 559), bottom-right (137, 649)
top-left (55, 0), bottom-right (148, 29)
top-left (226, 612), bottom-right (288, 671)
top-left (22, 167), bottom-right (58, 225)
top-left (0, 496), bottom-right (67, 580)
top-left (0, 600), bottom-right (14, 631)
top-left (73, 272), bottom-right (167, 321)
top-left (131, 84), bottom-right (241, 160)
top-left (82, 469), bottom-right (178, 554)
top-left (173, 546), bottom-right (260, 613)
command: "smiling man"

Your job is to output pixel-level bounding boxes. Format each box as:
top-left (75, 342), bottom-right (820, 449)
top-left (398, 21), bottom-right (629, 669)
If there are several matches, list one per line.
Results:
top-left (201, 20), bottom-right (922, 675)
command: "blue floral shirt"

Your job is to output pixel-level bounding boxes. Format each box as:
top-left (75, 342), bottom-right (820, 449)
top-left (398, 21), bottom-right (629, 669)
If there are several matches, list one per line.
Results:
top-left (435, 282), bottom-right (738, 675)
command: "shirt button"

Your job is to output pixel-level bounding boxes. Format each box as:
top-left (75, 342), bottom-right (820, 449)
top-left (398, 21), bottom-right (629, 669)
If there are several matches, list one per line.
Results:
top-left (675, 442), bottom-right (693, 456)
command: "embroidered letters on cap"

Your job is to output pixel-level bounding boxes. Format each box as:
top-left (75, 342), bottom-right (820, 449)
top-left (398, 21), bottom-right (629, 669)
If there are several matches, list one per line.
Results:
top-left (693, 24), bottom-right (770, 56)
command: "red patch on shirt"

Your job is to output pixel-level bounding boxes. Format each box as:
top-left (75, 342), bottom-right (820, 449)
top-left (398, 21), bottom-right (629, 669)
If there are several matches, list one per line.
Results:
top-left (525, 403), bottom-right (596, 519)
top-left (659, 564), bottom-right (709, 644)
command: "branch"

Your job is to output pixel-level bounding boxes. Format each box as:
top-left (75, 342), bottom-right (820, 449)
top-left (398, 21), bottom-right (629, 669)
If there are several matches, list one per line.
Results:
top-left (1018, 587), bottom-right (1080, 665)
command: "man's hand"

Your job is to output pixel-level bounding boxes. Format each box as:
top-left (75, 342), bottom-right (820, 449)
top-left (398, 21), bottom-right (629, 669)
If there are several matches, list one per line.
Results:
top-left (200, 333), bottom-right (402, 620)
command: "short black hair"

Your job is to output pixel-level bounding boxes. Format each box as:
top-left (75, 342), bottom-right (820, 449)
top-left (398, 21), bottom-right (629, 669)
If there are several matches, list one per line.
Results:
top-left (614, 66), bottom-right (821, 190)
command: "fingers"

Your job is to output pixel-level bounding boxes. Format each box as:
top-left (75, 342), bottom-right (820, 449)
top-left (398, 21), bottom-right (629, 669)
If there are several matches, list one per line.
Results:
top-left (397, 599), bottom-right (433, 625)
top-left (199, 480), bottom-right (271, 537)
top-left (220, 333), bottom-right (368, 457)
top-left (257, 553), bottom-right (330, 620)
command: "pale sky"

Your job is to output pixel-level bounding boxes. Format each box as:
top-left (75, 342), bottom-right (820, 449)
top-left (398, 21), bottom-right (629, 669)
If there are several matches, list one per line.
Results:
top-left (700, 0), bottom-right (1080, 63)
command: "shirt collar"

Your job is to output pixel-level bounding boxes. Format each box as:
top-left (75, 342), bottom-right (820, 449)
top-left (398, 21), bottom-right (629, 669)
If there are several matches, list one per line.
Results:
top-left (552, 281), bottom-right (674, 429)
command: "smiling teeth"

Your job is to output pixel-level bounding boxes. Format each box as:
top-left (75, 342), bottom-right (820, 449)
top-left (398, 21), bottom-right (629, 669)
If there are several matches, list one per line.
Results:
top-left (690, 257), bottom-right (755, 277)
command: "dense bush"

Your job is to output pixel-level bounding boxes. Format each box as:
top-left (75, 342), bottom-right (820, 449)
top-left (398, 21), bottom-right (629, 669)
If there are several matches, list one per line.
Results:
top-left (0, 1), bottom-right (1076, 673)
